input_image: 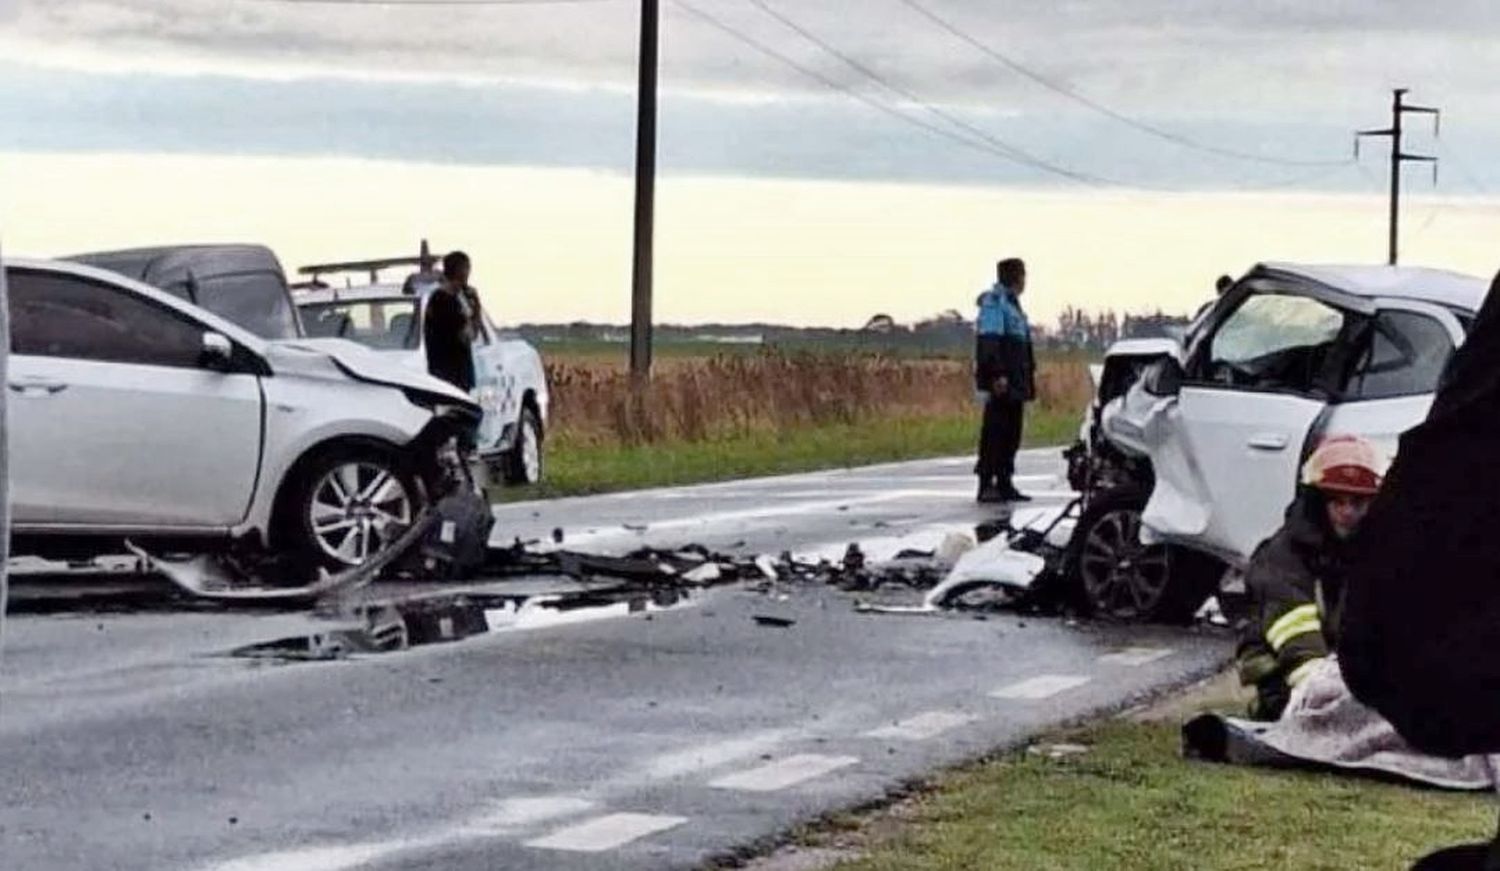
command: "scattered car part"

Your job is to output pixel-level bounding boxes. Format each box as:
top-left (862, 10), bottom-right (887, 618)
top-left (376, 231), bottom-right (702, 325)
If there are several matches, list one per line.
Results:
top-left (125, 510), bottom-right (439, 603)
top-left (924, 543), bottom-right (1047, 610)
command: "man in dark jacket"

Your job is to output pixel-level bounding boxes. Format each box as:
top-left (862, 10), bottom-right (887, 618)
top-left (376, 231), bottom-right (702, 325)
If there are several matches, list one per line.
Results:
top-left (1237, 435), bottom-right (1385, 720)
top-left (974, 257), bottom-right (1036, 503)
top-left (424, 250), bottom-right (478, 393)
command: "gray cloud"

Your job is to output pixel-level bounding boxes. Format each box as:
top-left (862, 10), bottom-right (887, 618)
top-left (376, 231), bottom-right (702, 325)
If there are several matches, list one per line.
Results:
top-left (2, 0), bottom-right (1497, 190)
top-left (6, 0), bottom-right (1500, 115)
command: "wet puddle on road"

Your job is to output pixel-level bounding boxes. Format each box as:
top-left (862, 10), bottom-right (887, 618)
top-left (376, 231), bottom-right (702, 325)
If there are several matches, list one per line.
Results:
top-left (228, 590), bottom-right (698, 662)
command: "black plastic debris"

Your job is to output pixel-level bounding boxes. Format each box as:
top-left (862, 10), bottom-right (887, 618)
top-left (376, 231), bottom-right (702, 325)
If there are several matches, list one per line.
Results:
top-left (752, 615), bottom-right (796, 628)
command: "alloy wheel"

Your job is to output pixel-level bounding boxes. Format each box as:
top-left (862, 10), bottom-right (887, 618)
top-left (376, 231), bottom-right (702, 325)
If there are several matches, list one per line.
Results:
top-left (308, 461), bottom-right (415, 566)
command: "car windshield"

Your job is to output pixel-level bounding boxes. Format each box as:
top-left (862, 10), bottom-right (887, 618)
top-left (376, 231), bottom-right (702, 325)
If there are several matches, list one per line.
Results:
top-left (191, 272), bottom-right (303, 340)
top-left (301, 299), bottom-right (420, 350)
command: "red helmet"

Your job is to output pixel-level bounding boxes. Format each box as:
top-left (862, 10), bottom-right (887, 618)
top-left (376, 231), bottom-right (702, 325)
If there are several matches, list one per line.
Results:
top-left (1301, 435), bottom-right (1386, 496)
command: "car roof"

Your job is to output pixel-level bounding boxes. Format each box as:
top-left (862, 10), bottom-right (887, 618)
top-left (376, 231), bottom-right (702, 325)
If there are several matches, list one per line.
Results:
top-left (4, 256), bottom-right (268, 351)
top-left (67, 244), bottom-right (287, 284)
top-left (293, 282), bottom-right (427, 305)
top-left (1257, 262), bottom-right (1489, 311)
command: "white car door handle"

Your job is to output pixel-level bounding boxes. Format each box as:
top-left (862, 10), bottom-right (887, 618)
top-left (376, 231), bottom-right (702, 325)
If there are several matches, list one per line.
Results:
top-left (8, 379), bottom-right (68, 397)
top-left (1247, 433), bottom-right (1289, 451)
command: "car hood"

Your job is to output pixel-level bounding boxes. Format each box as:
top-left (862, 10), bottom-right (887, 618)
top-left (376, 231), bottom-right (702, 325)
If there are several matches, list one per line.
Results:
top-left (266, 338), bottom-right (478, 408)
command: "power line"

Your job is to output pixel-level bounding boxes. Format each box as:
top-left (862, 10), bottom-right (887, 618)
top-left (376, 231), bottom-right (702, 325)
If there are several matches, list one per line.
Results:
top-left (1435, 140), bottom-right (1491, 197)
top-left (258, 0), bottom-right (614, 6)
top-left (741, 0), bottom-right (1121, 186)
top-left (741, 0), bottom-right (1360, 194)
top-left (674, 0), bottom-right (1113, 186)
top-left (896, 0), bottom-right (1349, 169)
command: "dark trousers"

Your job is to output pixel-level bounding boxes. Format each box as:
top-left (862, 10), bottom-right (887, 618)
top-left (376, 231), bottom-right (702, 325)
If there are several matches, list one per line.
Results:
top-left (977, 396), bottom-right (1025, 487)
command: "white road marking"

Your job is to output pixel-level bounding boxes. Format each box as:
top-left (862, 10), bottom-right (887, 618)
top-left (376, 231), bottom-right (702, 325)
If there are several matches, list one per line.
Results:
top-left (641, 729), bottom-right (795, 780)
top-left (526, 813), bottom-right (687, 853)
top-left (1098, 647), bottom-right (1175, 667)
top-left (710, 754), bottom-right (860, 792)
top-left (535, 490), bottom-right (964, 549)
top-left (497, 449), bottom-right (1063, 509)
top-left (989, 674), bottom-right (1092, 700)
top-left (458, 796), bottom-right (595, 835)
top-left (204, 797), bottom-right (599, 870)
top-left (863, 710), bottom-right (977, 741)
top-left (200, 843), bottom-right (418, 871)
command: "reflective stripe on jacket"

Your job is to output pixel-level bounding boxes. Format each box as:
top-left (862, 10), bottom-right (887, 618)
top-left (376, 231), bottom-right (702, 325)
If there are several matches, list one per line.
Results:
top-left (1236, 489), bottom-right (1349, 719)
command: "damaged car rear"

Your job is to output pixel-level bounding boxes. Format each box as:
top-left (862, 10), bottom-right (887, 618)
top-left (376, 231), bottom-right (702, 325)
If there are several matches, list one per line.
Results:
top-left (5, 258), bottom-right (481, 578)
top-left (1073, 262), bottom-right (1484, 621)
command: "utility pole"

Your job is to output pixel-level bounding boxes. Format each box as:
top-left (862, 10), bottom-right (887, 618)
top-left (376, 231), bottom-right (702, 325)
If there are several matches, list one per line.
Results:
top-left (630, 0), bottom-right (660, 383)
top-left (1357, 88), bottom-right (1439, 265)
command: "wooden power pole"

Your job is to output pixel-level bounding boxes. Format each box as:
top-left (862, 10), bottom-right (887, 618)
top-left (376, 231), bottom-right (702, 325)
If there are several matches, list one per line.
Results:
top-left (630, 0), bottom-right (660, 382)
top-left (1357, 88), bottom-right (1440, 266)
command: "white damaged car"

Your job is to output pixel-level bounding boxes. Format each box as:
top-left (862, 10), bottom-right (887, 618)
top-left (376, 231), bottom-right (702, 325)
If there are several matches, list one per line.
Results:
top-left (1067, 262), bottom-right (1485, 621)
top-left (5, 258), bottom-right (481, 574)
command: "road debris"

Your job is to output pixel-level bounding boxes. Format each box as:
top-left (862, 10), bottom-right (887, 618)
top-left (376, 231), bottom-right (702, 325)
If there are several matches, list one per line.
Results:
top-left (752, 615), bottom-right (796, 628)
top-left (1028, 742), bottom-right (1091, 760)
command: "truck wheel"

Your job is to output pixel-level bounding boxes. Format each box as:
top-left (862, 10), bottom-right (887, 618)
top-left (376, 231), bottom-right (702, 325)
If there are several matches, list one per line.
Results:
top-left (1066, 489), bottom-right (1218, 624)
top-left (278, 446), bottom-right (423, 573)
top-left (502, 408), bottom-right (543, 485)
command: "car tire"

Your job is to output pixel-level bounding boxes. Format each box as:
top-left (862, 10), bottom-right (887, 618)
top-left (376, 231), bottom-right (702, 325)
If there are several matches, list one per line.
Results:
top-left (1066, 488), bottom-right (1220, 624)
top-left (277, 445), bottom-right (424, 574)
top-left (502, 408), bottom-right (543, 485)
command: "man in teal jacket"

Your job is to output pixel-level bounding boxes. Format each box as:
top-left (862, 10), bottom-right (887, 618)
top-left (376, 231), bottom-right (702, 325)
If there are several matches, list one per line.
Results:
top-left (974, 258), bottom-right (1036, 503)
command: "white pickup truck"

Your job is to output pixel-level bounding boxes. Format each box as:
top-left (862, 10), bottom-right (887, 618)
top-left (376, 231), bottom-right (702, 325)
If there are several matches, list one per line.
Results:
top-left (293, 251), bottom-right (550, 486)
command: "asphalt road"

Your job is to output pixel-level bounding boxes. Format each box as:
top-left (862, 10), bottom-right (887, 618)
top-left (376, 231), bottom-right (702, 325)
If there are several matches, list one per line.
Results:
top-left (1, 450), bottom-right (1232, 871)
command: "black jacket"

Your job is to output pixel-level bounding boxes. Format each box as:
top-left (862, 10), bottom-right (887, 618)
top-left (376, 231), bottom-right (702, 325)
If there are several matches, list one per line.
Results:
top-left (1341, 271), bottom-right (1500, 756)
top-left (1237, 489), bottom-right (1351, 720)
top-left (424, 286), bottom-right (476, 392)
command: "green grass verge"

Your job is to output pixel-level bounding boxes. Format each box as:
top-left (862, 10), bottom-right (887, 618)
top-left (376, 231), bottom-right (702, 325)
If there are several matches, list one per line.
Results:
top-left (496, 408), bottom-right (1077, 501)
top-left (825, 716), bottom-right (1493, 871)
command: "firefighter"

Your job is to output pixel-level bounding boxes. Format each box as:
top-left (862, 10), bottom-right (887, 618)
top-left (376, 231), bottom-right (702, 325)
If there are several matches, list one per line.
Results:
top-left (1237, 435), bottom-right (1386, 720)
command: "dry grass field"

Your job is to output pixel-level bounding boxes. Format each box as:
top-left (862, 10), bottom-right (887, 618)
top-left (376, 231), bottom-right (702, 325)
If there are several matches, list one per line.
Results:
top-left (542, 349), bottom-right (1092, 450)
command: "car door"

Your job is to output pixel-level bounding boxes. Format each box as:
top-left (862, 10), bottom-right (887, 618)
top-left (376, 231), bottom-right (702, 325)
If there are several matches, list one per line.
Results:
top-left (468, 312), bottom-right (508, 453)
top-left (6, 267), bottom-right (263, 528)
top-left (1139, 289), bottom-right (1361, 563)
top-left (1319, 299), bottom-right (1465, 463)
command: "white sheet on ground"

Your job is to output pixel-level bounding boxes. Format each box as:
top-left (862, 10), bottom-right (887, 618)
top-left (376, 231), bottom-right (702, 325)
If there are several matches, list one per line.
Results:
top-left (1227, 657), bottom-right (1500, 791)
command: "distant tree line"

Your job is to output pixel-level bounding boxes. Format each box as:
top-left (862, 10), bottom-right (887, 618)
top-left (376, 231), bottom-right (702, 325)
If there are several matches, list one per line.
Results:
top-left (518, 306), bottom-right (1189, 356)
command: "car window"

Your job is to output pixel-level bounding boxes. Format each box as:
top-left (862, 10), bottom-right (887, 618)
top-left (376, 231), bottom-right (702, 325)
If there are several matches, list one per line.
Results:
top-left (190, 272), bottom-right (301, 340)
top-left (1200, 293), bottom-right (1349, 393)
top-left (301, 300), bottom-right (420, 350)
top-left (1347, 310), bottom-right (1455, 400)
top-left (7, 269), bottom-right (206, 368)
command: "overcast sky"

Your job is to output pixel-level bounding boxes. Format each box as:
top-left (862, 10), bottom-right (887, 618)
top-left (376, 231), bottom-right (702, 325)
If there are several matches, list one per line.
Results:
top-left (2, 0), bottom-right (1497, 191)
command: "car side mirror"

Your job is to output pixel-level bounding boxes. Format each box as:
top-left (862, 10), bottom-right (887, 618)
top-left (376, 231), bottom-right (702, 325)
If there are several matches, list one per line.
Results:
top-left (200, 331), bottom-right (234, 371)
top-left (1142, 355), bottom-right (1184, 397)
